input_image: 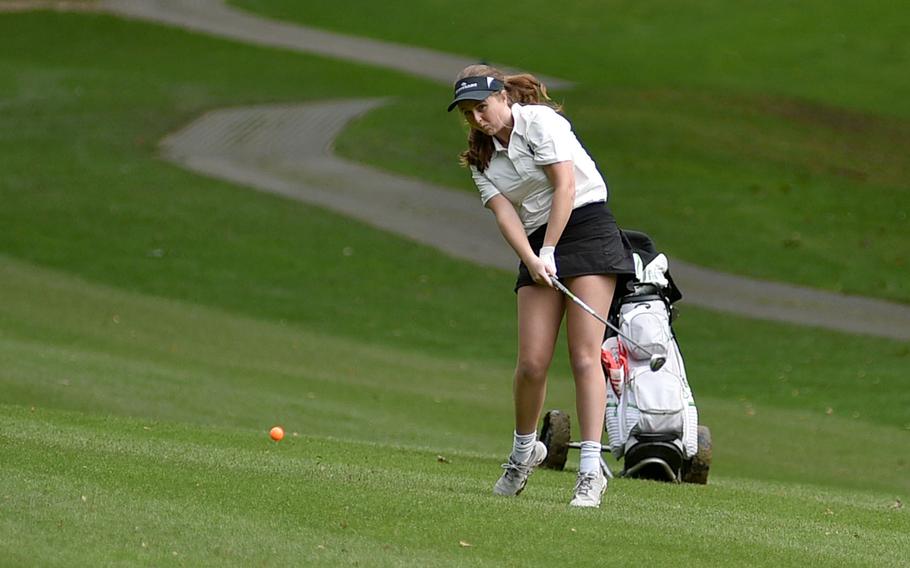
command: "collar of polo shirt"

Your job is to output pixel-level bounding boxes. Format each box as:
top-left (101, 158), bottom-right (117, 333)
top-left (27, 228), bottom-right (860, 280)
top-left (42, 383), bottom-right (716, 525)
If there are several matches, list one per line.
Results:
top-left (492, 103), bottom-right (530, 151)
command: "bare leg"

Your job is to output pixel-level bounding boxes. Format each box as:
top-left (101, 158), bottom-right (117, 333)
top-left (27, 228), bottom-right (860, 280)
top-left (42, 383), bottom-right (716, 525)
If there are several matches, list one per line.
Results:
top-left (565, 274), bottom-right (617, 442)
top-left (513, 284), bottom-right (565, 434)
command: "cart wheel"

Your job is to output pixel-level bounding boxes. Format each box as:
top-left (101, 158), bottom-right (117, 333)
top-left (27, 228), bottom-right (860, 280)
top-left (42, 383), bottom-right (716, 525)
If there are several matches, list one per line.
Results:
top-left (682, 425), bottom-right (712, 484)
top-left (539, 410), bottom-right (571, 470)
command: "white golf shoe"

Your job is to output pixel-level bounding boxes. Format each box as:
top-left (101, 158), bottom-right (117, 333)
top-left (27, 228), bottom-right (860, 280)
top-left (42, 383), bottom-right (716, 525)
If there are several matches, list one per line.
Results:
top-left (493, 441), bottom-right (547, 496)
top-left (569, 468), bottom-right (607, 508)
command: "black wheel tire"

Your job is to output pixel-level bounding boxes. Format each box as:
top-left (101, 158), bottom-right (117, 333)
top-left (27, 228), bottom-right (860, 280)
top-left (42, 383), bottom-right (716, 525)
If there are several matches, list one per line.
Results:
top-left (539, 410), bottom-right (571, 470)
top-left (682, 425), bottom-right (712, 484)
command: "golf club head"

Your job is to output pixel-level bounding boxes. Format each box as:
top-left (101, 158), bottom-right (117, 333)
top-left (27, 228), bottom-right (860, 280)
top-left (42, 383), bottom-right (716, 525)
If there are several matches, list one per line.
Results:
top-left (649, 354), bottom-right (667, 372)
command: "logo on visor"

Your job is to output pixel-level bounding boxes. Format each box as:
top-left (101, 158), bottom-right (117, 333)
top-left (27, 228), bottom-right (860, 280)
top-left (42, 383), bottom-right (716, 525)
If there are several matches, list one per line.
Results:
top-left (456, 82), bottom-right (479, 94)
top-left (487, 77), bottom-right (495, 88)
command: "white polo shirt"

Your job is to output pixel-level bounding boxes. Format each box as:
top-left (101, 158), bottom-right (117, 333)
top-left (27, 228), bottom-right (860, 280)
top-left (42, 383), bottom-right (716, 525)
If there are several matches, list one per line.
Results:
top-left (470, 104), bottom-right (608, 234)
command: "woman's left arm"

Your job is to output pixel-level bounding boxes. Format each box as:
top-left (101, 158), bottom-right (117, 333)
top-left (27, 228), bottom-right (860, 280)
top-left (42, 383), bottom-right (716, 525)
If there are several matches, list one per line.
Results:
top-left (541, 161), bottom-right (576, 249)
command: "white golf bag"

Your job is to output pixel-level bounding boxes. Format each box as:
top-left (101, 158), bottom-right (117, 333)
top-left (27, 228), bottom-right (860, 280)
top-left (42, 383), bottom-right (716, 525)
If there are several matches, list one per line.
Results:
top-left (603, 253), bottom-right (700, 481)
top-left (538, 231), bottom-right (711, 484)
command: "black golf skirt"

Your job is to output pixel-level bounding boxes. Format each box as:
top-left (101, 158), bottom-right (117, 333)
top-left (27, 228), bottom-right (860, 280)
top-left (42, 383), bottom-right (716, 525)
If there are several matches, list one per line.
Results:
top-left (515, 201), bottom-right (635, 291)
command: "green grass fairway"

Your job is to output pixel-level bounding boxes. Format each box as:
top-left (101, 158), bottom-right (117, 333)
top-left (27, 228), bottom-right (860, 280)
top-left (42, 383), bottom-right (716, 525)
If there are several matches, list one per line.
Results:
top-left (1, 9), bottom-right (908, 567)
top-left (4, 408), bottom-right (908, 567)
top-left (233, 0), bottom-right (910, 303)
top-left (2, 258), bottom-right (908, 566)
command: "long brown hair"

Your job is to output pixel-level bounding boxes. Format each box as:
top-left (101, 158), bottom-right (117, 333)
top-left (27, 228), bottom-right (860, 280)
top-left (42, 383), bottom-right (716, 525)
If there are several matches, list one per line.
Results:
top-left (455, 64), bottom-right (561, 172)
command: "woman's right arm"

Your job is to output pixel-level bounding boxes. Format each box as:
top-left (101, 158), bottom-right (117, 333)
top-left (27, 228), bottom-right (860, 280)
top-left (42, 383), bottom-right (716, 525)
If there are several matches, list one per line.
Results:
top-left (485, 194), bottom-right (552, 286)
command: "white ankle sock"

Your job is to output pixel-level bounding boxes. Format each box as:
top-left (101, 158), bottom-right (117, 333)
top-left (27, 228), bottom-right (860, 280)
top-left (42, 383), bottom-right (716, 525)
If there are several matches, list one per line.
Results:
top-left (511, 431), bottom-right (537, 463)
top-left (579, 441), bottom-right (602, 474)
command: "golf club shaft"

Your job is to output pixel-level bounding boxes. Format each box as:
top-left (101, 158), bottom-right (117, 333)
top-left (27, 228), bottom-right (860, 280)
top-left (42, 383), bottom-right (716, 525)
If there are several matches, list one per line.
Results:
top-left (550, 277), bottom-right (658, 360)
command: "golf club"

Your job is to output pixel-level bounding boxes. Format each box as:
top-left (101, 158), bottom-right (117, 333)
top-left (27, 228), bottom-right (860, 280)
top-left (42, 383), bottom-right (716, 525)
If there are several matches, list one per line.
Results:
top-left (550, 276), bottom-right (667, 372)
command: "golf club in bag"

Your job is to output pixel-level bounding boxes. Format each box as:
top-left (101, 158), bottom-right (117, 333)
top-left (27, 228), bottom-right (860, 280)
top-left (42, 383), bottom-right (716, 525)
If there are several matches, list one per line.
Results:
top-left (539, 230), bottom-right (712, 484)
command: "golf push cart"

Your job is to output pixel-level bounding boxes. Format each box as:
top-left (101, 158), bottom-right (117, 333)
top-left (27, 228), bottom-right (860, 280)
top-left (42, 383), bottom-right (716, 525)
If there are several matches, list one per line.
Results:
top-left (542, 230), bottom-right (712, 484)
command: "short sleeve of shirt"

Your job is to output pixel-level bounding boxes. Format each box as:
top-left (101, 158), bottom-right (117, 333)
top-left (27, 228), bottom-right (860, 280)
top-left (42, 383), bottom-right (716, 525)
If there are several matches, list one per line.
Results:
top-left (470, 165), bottom-right (500, 205)
top-left (525, 108), bottom-right (575, 166)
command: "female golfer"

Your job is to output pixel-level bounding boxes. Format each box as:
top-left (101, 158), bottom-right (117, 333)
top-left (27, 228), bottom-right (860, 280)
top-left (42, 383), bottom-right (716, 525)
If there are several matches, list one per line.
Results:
top-left (448, 64), bottom-right (633, 507)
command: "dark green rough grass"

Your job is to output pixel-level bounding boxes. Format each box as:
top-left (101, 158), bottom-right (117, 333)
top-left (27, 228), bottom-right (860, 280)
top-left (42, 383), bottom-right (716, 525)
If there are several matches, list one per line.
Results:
top-left (0, 12), bottom-right (517, 363)
top-left (233, 0), bottom-right (910, 302)
top-left (231, 0), bottom-right (910, 116)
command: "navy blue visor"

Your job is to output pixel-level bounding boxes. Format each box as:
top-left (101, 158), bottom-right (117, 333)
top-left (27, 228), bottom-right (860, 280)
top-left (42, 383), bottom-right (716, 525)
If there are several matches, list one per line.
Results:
top-left (447, 76), bottom-right (504, 112)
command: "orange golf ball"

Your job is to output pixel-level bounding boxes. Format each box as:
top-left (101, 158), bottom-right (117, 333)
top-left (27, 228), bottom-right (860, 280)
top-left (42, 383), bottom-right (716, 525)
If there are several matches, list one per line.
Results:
top-left (269, 426), bottom-right (284, 441)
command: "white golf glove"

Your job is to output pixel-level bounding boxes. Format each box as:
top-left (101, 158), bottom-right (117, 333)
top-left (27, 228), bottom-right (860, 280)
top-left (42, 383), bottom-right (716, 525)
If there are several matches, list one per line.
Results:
top-left (538, 246), bottom-right (557, 278)
top-left (642, 253), bottom-right (669, 288)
